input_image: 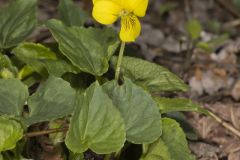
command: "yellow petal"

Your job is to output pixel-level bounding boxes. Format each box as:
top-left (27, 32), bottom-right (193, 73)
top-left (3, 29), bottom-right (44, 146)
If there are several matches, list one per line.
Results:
top-left (133, 0), bottom-right (148, 17)
top-left (120, 15), bottom-right (141, 42)
top-left (121, 0), bottom-right (148, 17)
top-left (92, 0), bottom-right (122, 25)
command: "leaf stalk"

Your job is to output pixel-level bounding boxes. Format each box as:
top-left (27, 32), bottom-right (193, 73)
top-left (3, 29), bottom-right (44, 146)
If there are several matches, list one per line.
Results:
top-left (115, 42), bottom-right (126, 81)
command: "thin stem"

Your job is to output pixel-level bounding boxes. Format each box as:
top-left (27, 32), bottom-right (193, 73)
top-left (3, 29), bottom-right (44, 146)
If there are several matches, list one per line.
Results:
top-left (183, 41), bottom-right (196, 72)
top-left (208, 111), bottom-right (240, 138)
top-left (114, 150), bottom-right (122, 159)
top-left (24, 127), bottom-right (68, 138)
top-left (95, 76), bottom-right (101, 83)
top-left (104, 154), bottom-right (112, 160)
top-left (115, 42), bottom-right (126, 81)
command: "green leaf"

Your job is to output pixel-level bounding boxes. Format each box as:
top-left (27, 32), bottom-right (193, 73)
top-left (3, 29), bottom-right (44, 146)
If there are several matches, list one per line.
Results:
top-left (165, 112), bottom-right (198, 140)
top-left (208, 33), bottom-right (229, 46)
top-left (18, 65), bottom-right (35, 80)
top-left (13, 43), bottom-right (56, 75)
top-left (43, 59), bottom-right (80, 77)
top-left (186, 19), bottom-right (202, 40)
top-left (0, 68), bottom-right (16, 79)
top-left (0, 53), bottom-right (12, 76)
top-left (65, 82), bottom-right (126, 154)
top-left (1, 136), bottom-right (26, 160)
top-left (13, 43), bottom-right (79, 77)
top-left (49, 120), bottom-right (65, 145)
top-left (111, 56), bottom-right (188, 92)
top-left (68, 152), bottom-right (84, 160)
top-left (26, 76), bottom-right (76, 125)
top-left (196, 42), bottom-right (213, 53)
top-left (58, 0), bottom-right (87, 26)
top-left (13, 43), bottom-right (56, 61)
top-left (141, 118), bottom-right (195, 160)
top-left (46, 19), bottom-right (120, 76)
top-left (0, 116), bottom-right (23, 152)
top-left (0, 79), bottom-right (28, 116)
top-left (196, 34), bottom-right (229, 53)
top-left (0, 53), bottom-right (13, 70)
top-left (0, 0), bottom-right (37, 49)
top-left (0, 53), bottom-right (18, 79)
top-left (102, 78), bottom-right (162, 144)
top-left (161, 118), bottom-right (195, 160)
top-left (154, 97), bottom-right (209, 115)
top-left (141, 139), bottom-right (171, 160)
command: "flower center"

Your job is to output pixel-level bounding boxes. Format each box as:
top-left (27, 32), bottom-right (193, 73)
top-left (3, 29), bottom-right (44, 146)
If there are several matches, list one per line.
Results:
top-left (119, 9), bottom-right (130, 17)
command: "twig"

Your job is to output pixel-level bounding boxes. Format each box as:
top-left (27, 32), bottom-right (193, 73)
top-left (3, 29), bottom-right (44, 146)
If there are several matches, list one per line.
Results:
top-left (24, 127), bottom-right (68, 138)
top-left (223, 19), bottom-right (240, 29)
top-left (208, 111), bottom-right (240, 138)
top-left (215, 0), bottom-right (240, 18)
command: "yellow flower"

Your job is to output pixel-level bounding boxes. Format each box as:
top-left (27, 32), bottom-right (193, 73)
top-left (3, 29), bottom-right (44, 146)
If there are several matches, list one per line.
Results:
top-left (92, 0), bottom-right (148, 42)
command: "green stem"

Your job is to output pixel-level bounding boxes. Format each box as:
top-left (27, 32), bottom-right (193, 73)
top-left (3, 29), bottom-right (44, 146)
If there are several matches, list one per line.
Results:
top-left (114, 150), bottom-right (122, 159)
top-left (115, 42), bottom-right (126, 81)
top-left (104, 154), bottom-right (112, 160)
top-left (95, 76), bottom-right (101, 83)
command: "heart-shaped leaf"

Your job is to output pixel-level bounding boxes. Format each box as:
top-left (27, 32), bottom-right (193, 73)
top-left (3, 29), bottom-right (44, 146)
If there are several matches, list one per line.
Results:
top-left (65, 82), bottom-right (126, 154)
top-left (46, 19), bottom-right (119, 76)
top-left (102, 78), bottom-right (162, 143)
top-left (0, 79), bottom-right (28, 116)
top-left (141, 118), bottom-right (195, 160)
top-left (26, 76), bottom-right (76, 125)
top-left (58, 0), bottom-right (87, 26)
top-left (0, 0), bottom-right (37, 49)
top-left (111, 56), bottom-right (188, 92)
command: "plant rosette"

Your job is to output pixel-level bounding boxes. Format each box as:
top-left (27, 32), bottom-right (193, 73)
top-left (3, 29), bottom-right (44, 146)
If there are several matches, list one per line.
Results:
top-left (0, 0), bottom-right (212, 159)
